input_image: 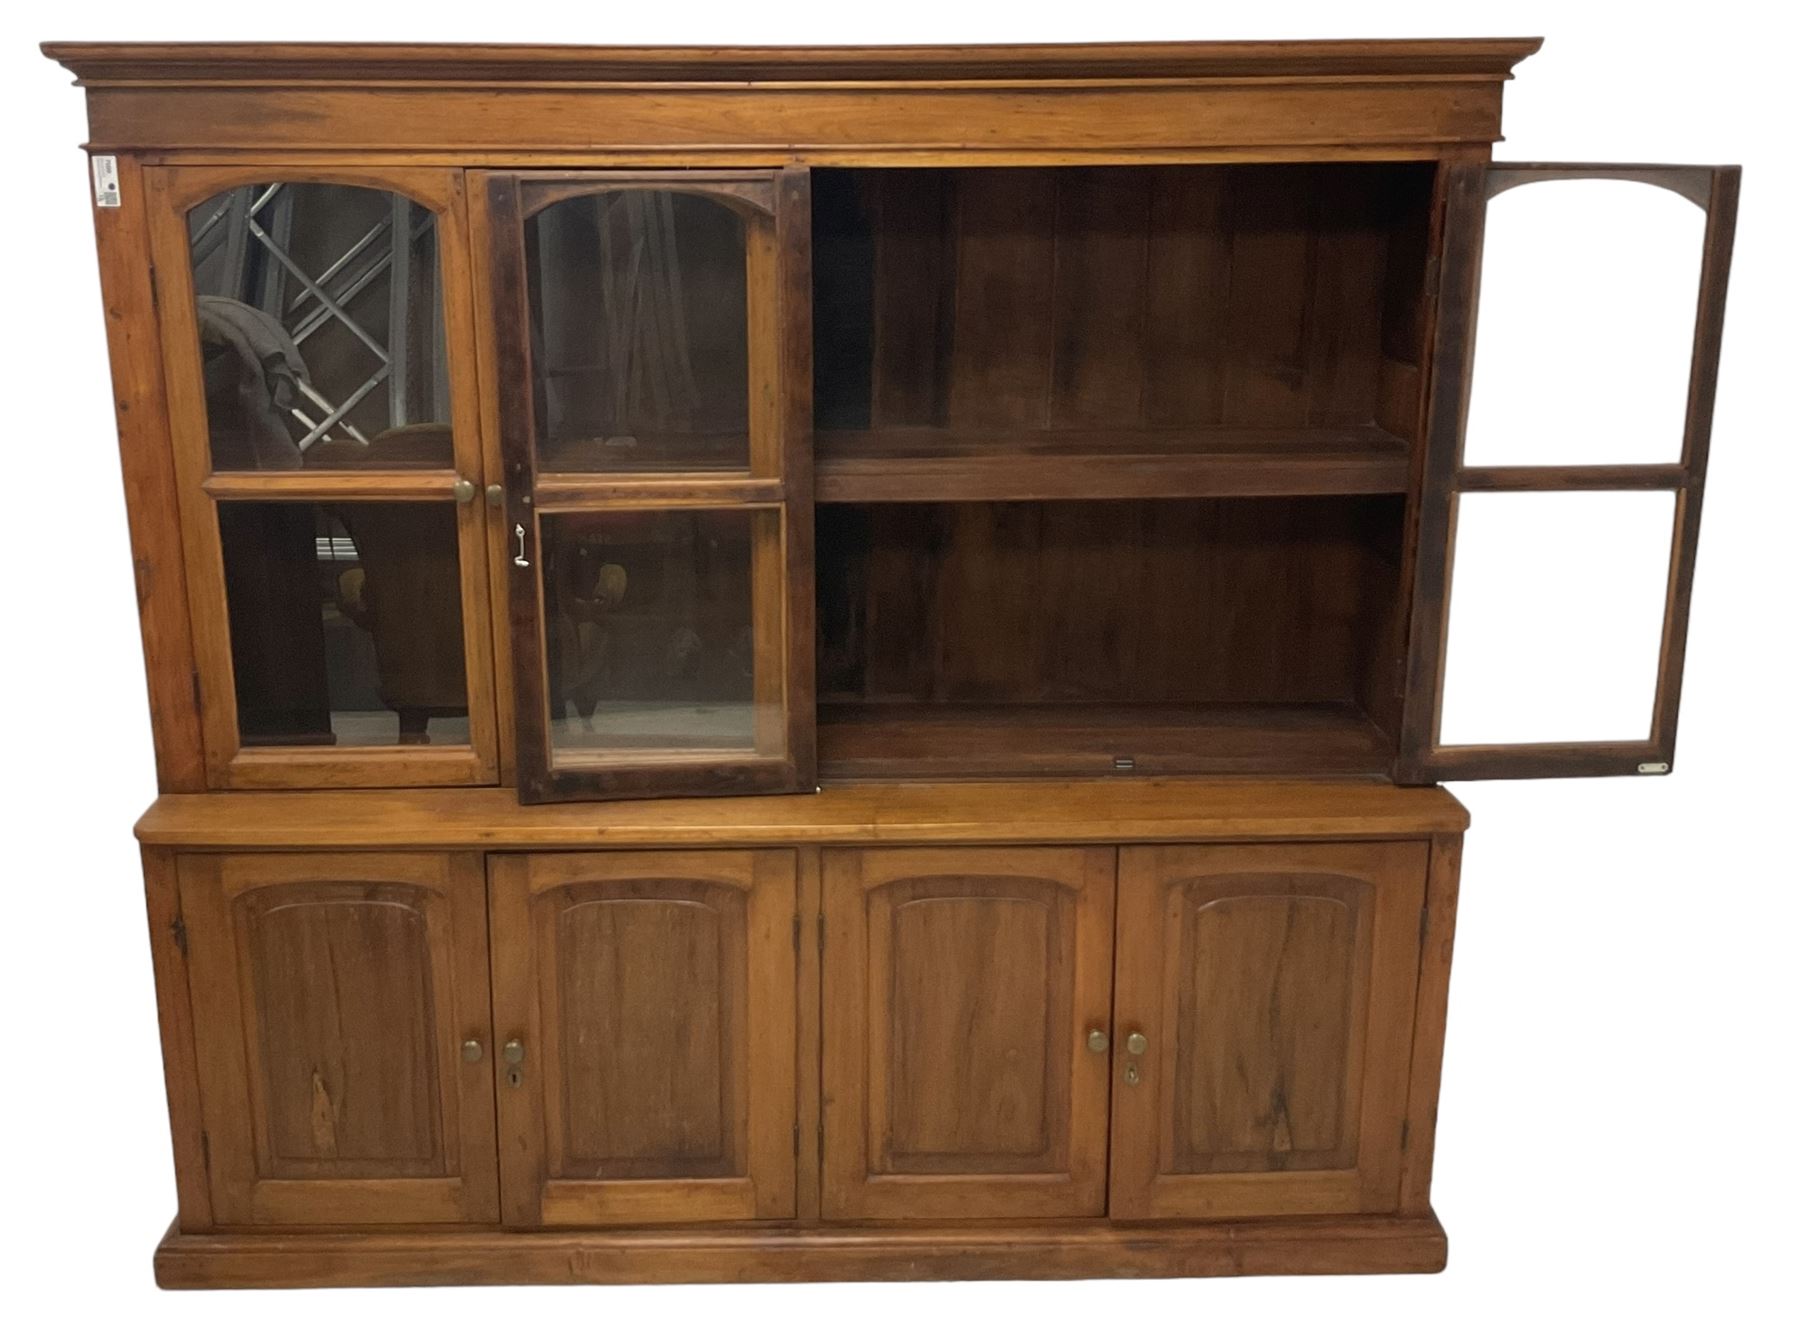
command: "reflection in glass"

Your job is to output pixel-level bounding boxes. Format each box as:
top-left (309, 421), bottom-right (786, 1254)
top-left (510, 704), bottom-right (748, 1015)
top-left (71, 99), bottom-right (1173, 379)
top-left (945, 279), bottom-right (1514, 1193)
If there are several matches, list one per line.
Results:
top-left (542, 510), bottom-right (776, 758)
top-left (220, 502), bottom-right (467, 747)
top-left (188, 183), bottom-right (451, 470)
top-left (1438, 491), bottom-right (1674, 745)
top-left (526, 191), bottom-right (749, 473)
top-left (1464, 179), bottom-right (1704, 467)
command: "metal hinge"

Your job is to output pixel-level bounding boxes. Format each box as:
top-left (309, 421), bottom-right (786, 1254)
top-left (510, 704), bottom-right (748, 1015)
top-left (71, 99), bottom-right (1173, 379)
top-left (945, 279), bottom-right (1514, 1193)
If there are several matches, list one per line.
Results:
top-left (1637, 762), bottom-right (1671, 775)
top-left (171, 914), bottom-right (189, 960)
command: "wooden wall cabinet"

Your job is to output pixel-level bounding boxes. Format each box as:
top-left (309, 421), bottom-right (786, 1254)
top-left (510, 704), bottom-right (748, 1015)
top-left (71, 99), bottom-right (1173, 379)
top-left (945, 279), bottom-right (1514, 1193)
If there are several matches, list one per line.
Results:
top-left (47, 35), bottom-right (1737, 1287)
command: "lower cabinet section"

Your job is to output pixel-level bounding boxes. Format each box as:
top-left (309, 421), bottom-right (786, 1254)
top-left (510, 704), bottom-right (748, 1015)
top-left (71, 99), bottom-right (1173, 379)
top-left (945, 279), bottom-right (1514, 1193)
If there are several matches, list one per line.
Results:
top-left (164, 834), bottom-right (1452, 1262)
top-left (487, 851), bottom-right (797, 1226)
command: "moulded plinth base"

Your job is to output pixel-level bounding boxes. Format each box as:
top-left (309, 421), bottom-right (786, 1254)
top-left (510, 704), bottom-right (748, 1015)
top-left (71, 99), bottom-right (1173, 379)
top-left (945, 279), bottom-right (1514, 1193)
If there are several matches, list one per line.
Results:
top-left (153, 1211), bottom-right (1448, 1288)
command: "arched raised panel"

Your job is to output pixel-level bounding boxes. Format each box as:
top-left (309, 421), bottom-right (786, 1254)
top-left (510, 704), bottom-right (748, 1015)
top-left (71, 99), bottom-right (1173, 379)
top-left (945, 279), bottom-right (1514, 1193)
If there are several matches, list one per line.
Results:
top-left (1164, 877), bottom-right (1371, 1175)
top-left (490, 851), bottom-right (796, 1226)
top-left (1112, 843), bottom-right (1427, 1221)
top-left (821, 848), bottom-right (1115, 1221)
top-left (880, 882), bottom-right (1063, 1170)
top-left (237, 884), bottom-right (444, 1174)
top-left (177, 852), bottom-right (497, 1226)
top-left (543, 885), bottom-right (741, 1181)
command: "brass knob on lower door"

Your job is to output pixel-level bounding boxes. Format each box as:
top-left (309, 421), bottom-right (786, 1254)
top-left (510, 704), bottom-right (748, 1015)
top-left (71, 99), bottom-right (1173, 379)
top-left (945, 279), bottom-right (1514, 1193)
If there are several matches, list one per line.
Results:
top-left (1126, 1031), bottom-right (1148, 1056)
top-left (502, 1039), bottom-right (526, 1065)
top-left (1086, 1029), bottom-right (1110, 1054)
top-left (461, 1039), bottom-right (483, 1064)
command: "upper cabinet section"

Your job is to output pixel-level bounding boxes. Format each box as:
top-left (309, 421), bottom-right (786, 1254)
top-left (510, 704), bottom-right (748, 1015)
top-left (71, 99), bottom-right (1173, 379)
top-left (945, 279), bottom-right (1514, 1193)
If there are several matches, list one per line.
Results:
top-left (45, 40), bottom-right (1540, 161)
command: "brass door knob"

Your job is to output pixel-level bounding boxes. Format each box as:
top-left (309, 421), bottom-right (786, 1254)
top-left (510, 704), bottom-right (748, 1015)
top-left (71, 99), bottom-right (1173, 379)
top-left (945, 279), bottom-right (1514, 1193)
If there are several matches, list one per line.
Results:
top-left (452, 477), bottom-right (476, 504)
top-left (502, 1039), bottom-right (526, 1065)
top-left (461, 1039), bottom-right (483, 1064)
top-left (1125, 1031), bottom-right (1148, 1056)
top-left (1086, 1029), bottom-right (1109, 1054)
top-left (485, 483), bottom-right (504, 508)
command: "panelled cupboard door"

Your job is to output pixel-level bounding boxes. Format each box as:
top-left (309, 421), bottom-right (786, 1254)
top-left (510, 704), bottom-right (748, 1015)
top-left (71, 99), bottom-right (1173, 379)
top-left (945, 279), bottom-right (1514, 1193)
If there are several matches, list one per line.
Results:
top-left (1110, 843), bottom-right (1427, 1220)
top-left (177, 852), bottom-right (498, 1226)
top-left (489, 850), bottom-right (797, 1226)
top-left (821, 847), bottom-right (1116, 1221)
top-left (144, 166), bottom-right (501, 790)
top-left (1399, 163), bottom-right (1741, 782)
top-left (483, 169), bottom-right (816, 802)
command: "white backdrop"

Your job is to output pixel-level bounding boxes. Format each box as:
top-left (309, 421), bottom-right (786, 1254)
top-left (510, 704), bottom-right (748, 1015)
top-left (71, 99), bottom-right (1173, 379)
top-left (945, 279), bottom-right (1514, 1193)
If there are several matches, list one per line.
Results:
top-left (2, 2), bottom-right (1794, 1329)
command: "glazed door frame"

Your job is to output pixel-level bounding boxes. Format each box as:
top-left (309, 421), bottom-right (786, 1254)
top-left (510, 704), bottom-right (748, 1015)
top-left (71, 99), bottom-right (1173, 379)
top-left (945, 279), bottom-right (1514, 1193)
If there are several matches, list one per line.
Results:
top-left (482, 168), bottom-right (815, 802)
top-left (1110, 841), bottom-right (1427, 1220)
top-left (488, 849), bottom-right (798, 1226)
top-left (177, 851), bottom-right (499, 1226)
top-left (820, 846), bottom-right (1117, 1221)
top-left (1399, 162), bottom-right (1741, 782)
top-left (144, 164), bottom-right (500, 789)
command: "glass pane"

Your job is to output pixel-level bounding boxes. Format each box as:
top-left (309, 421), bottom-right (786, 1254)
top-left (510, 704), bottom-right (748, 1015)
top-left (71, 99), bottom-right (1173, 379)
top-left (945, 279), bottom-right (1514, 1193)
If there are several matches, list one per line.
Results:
top-left (542, 509), bottom-right (779, 762)
top-left (527, 191), bottom-right (749, 473)
top-left (1438, 491), bottom-right (1674, 745)
top-left (219, 501), bottom-right (468, 746)
top-left (188, 184), bottom-right (452, 471)
top-left (1463, 179), bottom-right (1704, 467)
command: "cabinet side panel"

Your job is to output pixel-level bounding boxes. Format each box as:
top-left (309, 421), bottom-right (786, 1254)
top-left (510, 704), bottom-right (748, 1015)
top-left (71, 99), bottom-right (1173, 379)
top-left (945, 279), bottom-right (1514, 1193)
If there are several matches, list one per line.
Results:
top-left (1399, 832), bottom-right (1462, 1212)
top-left (93, 154), bottom-right (206, 790)
top-left (142, 846), bottom-right (213, 1229)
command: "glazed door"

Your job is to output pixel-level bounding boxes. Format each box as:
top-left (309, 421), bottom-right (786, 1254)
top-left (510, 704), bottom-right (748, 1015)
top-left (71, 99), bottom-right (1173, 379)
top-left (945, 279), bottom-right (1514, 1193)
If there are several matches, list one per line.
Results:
top-left (821, 847), bottom-right (1116, 1220)
top-left (146, 167), bottom-right (500, 789)
top-left (1110, 843), bottom-right (1426, 1219)
top-left (1399, 163), bottom-right (1741, 781)
top-left (488, 851), bottom-right (797, 1225)
top-left (178, 852), bottom-right (498, 1225)
top-left (485, 170), bottom-right (815, 801)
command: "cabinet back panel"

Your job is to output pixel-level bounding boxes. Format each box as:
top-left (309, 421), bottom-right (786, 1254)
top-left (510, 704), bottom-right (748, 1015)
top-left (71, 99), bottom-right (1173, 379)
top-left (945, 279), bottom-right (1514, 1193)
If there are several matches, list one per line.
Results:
top-left (817, 497), bottom-right (1403, 707)
top-left (813, 164), bottom-right (1434, 434)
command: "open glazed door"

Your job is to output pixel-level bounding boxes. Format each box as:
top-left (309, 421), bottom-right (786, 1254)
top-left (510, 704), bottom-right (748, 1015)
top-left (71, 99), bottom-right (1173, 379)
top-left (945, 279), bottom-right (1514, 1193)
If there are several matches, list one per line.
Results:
top-left (1398, 163), bottom-right (1740, 782)
top-left (486, 170), bottom-right (815, 802)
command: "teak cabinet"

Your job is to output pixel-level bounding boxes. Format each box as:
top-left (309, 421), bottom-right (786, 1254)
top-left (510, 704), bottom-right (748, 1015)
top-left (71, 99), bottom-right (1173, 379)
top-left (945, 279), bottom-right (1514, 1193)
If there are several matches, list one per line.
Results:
top-left (47, 36), bottom-right (1738, 1287)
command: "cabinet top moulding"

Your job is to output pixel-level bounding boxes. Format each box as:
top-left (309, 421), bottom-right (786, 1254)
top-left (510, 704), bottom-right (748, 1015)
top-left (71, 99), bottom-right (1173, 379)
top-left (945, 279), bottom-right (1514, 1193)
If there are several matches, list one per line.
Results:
top-left (42, 38), bottom-right (1542, 161)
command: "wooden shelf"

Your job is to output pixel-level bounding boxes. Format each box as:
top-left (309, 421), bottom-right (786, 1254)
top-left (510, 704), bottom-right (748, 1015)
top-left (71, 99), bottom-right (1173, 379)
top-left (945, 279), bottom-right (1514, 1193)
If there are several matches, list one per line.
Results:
top-left (815, 426), bottom-right (1411, 503)
top-left (818, 701), bottom-right (1394, 781)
